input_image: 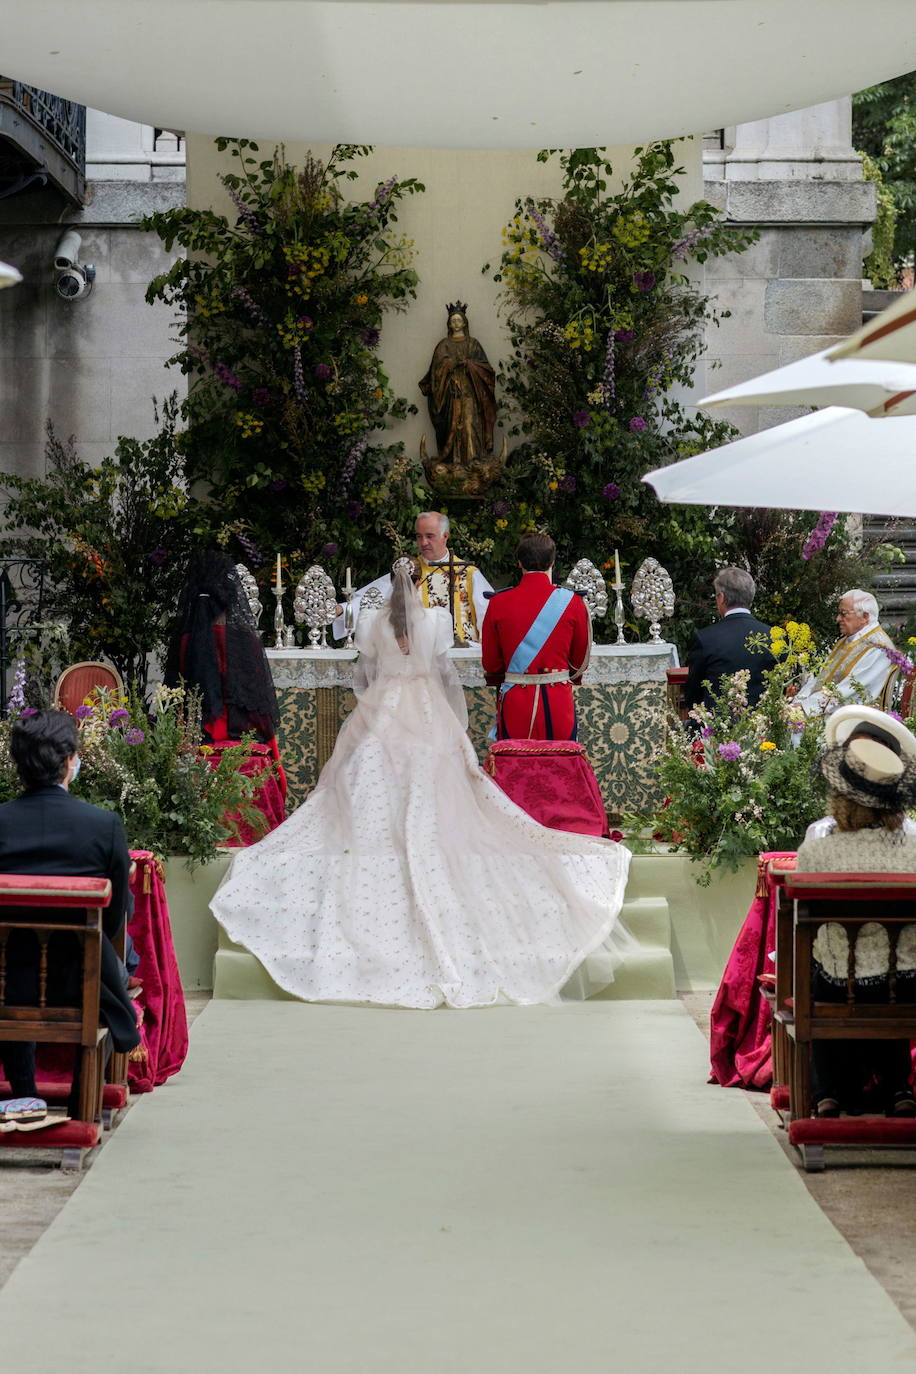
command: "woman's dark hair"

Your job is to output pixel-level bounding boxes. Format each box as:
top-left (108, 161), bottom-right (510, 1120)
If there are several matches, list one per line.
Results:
top-left (10, 709), bottom-right (78, 789)
top-left (516, 533), bottom-right (556, 572)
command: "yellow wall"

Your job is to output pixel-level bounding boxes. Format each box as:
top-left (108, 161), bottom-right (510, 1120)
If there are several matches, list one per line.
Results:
top-left (186, 136), bottom-right (704, 460)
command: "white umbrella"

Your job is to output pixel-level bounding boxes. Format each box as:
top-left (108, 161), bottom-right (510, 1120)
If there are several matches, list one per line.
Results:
top-left (828, 287), bottom-right (916, 365)
top-left (642, 407), bottom-right (916, 517)
top-left (0, 260), bottom-right (22, 290)
top-left (698, 347), bottom-right (916, 418)
top-left (0, 1), bottom-right (915, 148)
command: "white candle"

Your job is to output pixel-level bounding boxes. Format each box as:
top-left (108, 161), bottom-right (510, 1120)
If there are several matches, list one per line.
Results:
top-left (275, 553), bottom-right (283, 590)
top-left (613, 548), bottom-right (622, 586)
top-left (344, 566), bottom-right (353, 595)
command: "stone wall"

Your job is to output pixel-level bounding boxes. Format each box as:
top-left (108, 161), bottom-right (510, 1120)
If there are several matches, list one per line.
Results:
top-left (701, 100), bottom-right (875, 436)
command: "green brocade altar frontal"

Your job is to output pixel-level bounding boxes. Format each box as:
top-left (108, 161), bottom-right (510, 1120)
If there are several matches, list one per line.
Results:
top-left (268, 643), bottom-right (678, 817)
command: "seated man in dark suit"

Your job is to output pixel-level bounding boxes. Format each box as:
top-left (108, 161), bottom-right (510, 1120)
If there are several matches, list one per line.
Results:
top-left (0, 710), bottom-right (140, 1114)
top-left (684, 567), bottom-right (775, 712)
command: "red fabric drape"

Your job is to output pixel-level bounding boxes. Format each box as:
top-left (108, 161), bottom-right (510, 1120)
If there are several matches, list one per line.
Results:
top-left (126, 851), bottom-right (188, 1092)
top-left (708, 851), bottom-right (797, 1090)
top-left (484, 740), bottom-right (610, 838)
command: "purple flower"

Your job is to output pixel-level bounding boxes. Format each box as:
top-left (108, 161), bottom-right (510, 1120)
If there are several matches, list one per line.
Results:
top-left (717, 741), bottom-right (742, 762)
top-left (672, 225), bottom-right (715, 261)
top-left (215, 361), bottom-right (241, 391)
top-left (614, 328), bottom-right (635, 343)
top-left (629, 416), bottom-right (647, 432)
top-left (881, 645), bottom-right (915, 675)
top-left (559, 474), bottom-right (577, 492)
top-left (524, 199), bottom-right (566, 264)
top-left (74, 704), bottom-right (93, 722)
top-left (314, 364), bottom-right (332, 380)
top-left (701, 726), bottom-right (713, 739)
top-left (252, 387), bottom-right (271, 408)
top-left (572, 409), bottom-right (590, 429)
top-left (20, 706), bottom-right (37, 719)
top-left (492, 499), bottom-right (510, 516)
top-left (633, 270), bottom-right (656, 292)
top-left (802, 511), bottom-right (837, 561)
top-left (235, 531), bottom-right (263, 568)
top-left (602, 331), bottom-right (616, 410)
top-left (889, 710), bottom-right (904, 722)
top-left (109, 709), bottom-right (129, 728)
top-left (150, 549), bottom-right (167, 566)
top-left (125, 727), bottom-right (145, 745)
top-left (322, 542), bottom-right (339, 557)
top-left (345, 499), bottom-right (364, 519)
top-left (361, 328), bottom-right (380, 348)
top-left (270, 478), bottom-right (289, 493)
top-left (224, 184), bottom-right (261, 235)
top-left (298, 315), bottom-right (314, 331)
top-left (233, 286), bottom-right (267, 325)
top-left (602, 482), bottom-right (621, 500)
top-left (338, 436), bottom-right (369, 498)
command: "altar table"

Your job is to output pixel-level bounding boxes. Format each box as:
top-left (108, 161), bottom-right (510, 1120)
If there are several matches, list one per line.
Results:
top-left (268, 641), bottom-right (678, 816)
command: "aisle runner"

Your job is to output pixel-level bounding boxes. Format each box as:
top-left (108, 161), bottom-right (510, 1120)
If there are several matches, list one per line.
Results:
top-left (1, 1001), bottom-right (915, 1372)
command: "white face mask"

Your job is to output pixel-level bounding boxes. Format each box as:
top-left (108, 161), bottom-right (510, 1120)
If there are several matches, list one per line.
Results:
top-left (69, 754), bottom-right (81, 783)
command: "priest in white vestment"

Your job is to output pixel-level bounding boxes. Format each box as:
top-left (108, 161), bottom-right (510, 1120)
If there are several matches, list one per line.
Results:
top-left (333, 510), bottom-right (493, 644)
top-left (796, 589), bottom-right (898, 716)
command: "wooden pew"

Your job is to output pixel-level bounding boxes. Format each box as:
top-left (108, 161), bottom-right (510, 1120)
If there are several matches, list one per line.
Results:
top-left (773, 868), bottom-right (916, 1171)
top-left (0, 874), bottom-right (113, 1166)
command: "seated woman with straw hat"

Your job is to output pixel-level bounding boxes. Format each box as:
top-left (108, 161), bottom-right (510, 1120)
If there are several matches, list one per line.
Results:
top-left (796, 704), bottom-right (916, 1119)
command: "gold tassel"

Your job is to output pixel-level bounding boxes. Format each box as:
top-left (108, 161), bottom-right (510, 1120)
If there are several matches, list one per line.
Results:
top-left (128, 1045), bottom-right (148, 1062)
top-left (755, 855), bottom-right (770, 900)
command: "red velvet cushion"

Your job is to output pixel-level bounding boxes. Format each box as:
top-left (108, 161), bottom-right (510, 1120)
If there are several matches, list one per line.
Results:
top-left (789, 1118), bottom-right (916, 1146)
top-left (785, 872), bottom-right (916, 902)
top-left (485, 740), bottom-right (609, 838)
top-left (770, 1086), bottom-right (791, 1110)
top-left (0, 874), bottom-right (111, 907)
top-left (0, 1120), bottom-right (100, 1148)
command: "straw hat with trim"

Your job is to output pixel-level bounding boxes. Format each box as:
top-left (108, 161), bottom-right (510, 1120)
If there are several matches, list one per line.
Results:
top-left (824, 703), bottom-right (916, 759)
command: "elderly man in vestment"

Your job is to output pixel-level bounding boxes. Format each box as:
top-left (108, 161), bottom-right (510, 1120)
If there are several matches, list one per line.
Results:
top-left (333, 512), bottom-right (493, 645)
top-left (796, 589), bottom-right (897, 716)
top-left (482, 532), bottom-right (590, 740)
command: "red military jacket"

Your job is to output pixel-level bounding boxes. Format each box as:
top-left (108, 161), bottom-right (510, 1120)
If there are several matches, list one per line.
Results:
top-left (481, 572), bottom-right (591, 739)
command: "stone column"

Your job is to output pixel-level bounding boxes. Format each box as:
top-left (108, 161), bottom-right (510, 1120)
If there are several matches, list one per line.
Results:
top-left (702, 99), bottom-right (875, 435)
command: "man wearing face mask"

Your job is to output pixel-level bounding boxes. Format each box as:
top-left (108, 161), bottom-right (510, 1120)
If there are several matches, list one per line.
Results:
top-left (0, 709), bottom-right (139, 1115)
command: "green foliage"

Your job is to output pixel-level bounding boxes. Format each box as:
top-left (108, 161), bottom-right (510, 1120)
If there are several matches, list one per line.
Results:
top-left (859, 152), bottom-right (899, 289)
top-left (74, 685), bottom-right (265, 863)
top-left (0, 399), bottom-right (197, 692)
top-left (142, 139), bottom-right (426, 582)
top-left (853, 75), bottom-right (916, 276)
top-left (455, 143), bottom-right (886, 649)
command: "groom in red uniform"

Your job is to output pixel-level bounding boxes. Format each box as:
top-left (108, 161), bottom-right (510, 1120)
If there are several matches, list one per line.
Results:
top-left (482, 533), bottom-right (591, 739)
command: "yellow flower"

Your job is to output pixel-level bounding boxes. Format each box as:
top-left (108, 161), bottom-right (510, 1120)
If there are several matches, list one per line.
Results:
top-left (495, 518), bottom-right (508, 530)
top-left (373, 387), bottom-right (383, 400)
top-left (548, 480), bottom-right (558, 491)
top-left (759, 741), bottom-right (777, 751)
top-left (354, 293), bottom-right (368, 306)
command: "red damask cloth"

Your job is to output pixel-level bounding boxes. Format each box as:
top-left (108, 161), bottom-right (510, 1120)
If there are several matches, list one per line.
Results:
top-left (708, 851), bottom-right (796, 1090)
top-left (484, 739), bottom-right (610, 838)
top-left (126, 851), bottom-right (188, 1093)
top-left (203, 741), bottom-right (287, 847)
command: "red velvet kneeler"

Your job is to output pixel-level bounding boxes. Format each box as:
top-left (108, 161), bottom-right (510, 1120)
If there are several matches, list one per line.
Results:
top-left (484, 739), bottom-right (609, 838)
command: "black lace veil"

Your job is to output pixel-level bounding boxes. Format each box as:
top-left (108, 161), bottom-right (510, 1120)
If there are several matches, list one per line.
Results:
top-left (164, 550), bottom-right (279, 742)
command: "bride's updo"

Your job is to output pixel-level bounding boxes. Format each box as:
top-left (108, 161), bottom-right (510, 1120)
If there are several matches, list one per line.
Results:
top-left (390, 556), bottom-right (421, 648)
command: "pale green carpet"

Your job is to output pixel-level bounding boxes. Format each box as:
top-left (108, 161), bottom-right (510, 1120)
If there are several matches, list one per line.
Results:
top-left (2, 1001), bottom-right (915, 1372)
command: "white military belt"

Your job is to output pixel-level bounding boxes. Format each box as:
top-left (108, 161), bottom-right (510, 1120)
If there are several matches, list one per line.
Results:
top-left (502, 670), bottom-right (570, 686)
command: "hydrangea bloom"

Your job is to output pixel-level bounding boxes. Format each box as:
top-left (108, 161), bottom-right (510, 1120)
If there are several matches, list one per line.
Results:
top-left (717, 741), bottom-right (742, 762)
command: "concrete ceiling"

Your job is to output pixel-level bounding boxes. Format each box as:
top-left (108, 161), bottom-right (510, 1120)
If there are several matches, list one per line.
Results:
top-left (3, 0), bottom-right (916, 148)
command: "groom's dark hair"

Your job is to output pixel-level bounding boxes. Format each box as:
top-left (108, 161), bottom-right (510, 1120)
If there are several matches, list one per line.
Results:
top-left (517, 533), bottom-right (555, 572)
top-left (11, 709), bottom-right (77, 788)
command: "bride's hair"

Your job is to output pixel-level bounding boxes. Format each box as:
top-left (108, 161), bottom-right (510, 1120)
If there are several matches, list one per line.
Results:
top-left (389, 557), bottom-right (421, 648)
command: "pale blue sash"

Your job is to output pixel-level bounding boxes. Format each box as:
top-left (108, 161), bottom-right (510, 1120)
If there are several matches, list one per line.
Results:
top-left (500, 587), bottom-right (574, 698)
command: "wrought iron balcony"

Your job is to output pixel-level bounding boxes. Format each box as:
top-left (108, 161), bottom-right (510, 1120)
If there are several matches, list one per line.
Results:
top-left (0, 78), bottom-right (86, 204)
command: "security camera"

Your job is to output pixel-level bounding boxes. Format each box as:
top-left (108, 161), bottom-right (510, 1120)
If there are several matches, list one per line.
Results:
top-left (53, 230), bottom-right (95, 300)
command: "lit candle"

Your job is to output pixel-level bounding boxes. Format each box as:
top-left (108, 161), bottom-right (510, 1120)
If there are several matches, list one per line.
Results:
top-left (344, 567), bottom-right (353, 595)
top-left (613, 548), bottom-right (622, 586)
top-left (275, 553), bottom-right (283, 590)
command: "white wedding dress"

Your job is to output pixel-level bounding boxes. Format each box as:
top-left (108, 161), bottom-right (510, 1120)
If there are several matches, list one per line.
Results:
top-left (211, 575), bottom-right (634, 1009)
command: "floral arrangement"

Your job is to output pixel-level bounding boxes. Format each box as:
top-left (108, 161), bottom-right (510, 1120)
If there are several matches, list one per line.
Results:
top-left (143, 140), bottom-right (426, 579)
top-left (441, 143), bottom-right (890, 649)
top-left (0, 687), bottom-right (265, 865)
top-left (0, 400), bottom-right (196, 692)
top-left (647, 622), bottom-right (837, 880)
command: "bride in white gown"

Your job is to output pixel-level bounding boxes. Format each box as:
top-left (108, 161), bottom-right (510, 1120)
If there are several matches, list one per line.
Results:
top-left (210, 562), bottom-right (634, 1008)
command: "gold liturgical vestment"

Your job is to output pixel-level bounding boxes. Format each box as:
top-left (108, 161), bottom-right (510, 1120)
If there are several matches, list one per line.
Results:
top-left (417, 556), bottom-right (480, 645)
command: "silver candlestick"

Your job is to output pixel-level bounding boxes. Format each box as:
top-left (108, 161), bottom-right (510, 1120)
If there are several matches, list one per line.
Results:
top-left (273, 586), bottom-right (286, 648)
top-left (612, 582), bottom-right (626, 645)
top-left (342, 594), bottom-right (356, 650)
